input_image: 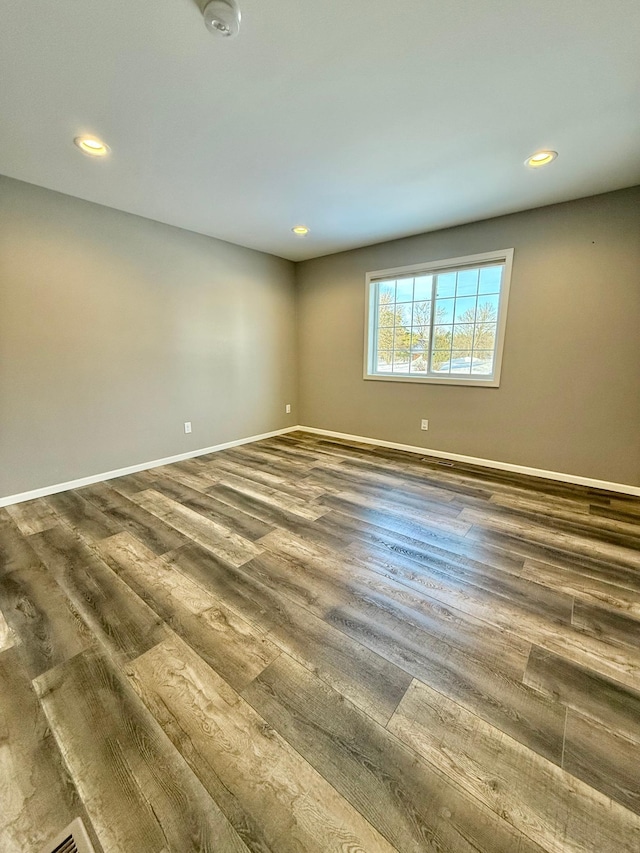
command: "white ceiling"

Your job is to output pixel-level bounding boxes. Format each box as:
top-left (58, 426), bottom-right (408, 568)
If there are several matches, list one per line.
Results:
top-left (1, 0), bottom-right (639, 261)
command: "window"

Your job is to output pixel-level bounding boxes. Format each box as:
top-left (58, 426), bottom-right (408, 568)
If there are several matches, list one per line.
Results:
top-left (364, 249), bottom-right (513, 387)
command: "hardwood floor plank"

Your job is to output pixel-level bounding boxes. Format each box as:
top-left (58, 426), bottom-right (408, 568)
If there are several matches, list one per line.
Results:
top-left (97, 532), bottom-right (222, 614)
top-left (34, 647), bottom-right (249, 853)
top-left (0, 647), bottom-right (103, 853)
top-left (524, 646), bottom-right (640, 745)
top-left (129, 634), bottom-right (400, 853)
top-left (254, 531), bottom-right (564, 763)
top-left (327, 598), bottom-right (565, 763)
top-left (108, 469), bottom-right (161, 495)
top-left (223, 443), bottom-right (320, 474)
top-left (202, 452), bottom-right (327, 500)
top-left (328, 536), bottom-right (640, 692)
top-left (47, 490), bottom-right (122, 542)
top-left (5, 499), bottom-right (59, 536)
top-left (563, 709), bottom-right (640, 817)
top-left (207, 482), bottom-right (351, 551)
top-left (592, 500), bottom-right (640, 523)
top-left (80, 482), bottom-right (189, 554)
top-left (255, 532), bottom-right (532, 677)
top-left (388, 678), bottom-right (640, 853)
top-left (0, 608), bottom-right (15, 653)
top-left (318, 492), bottom-right (472, 540)
top-left (156, 459), bottom-right (220, 492)
top-left (491, 493), bottom-right (640, 541)
top-left (0, 510), bottom-right (43, 576)
top-left (209, 469), bottom-right (329, 521)
top-left (29, 526), bottom-right (169, 660)
top-left (316, 477), bottom-right (463, 521)
top-left (303, 457), bottom-right (456, 504)
top-left (524, 558), bottom-right (640, 617)
top-left (163, 542), bottom-right (412, 724)
top-left (131, 488), bottom-right (264, 566)
top-left (97, 533), bottom-right (281, 691)
top-left (243, 652), bottom-right (547, 853)
top-left (462, 506), bottom-right (640, 570)
top-left (147, 476), bottom-right (275, 540)
top-left (320, 505), bottom-right (526, 577)
top-left (345, 536), bottom-right (574, 625)
top-left (572, 599), bottom-right (640, 649)
top-left (0, 560), bottom-right (89, 677)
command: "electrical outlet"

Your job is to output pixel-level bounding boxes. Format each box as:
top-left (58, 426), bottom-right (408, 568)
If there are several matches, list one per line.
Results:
top-left (285, 404), bottom-right (291, 414)
top-left (421, 419), bottom-right (429, 431)
top-left (184, 422), bottom-right (192, 434)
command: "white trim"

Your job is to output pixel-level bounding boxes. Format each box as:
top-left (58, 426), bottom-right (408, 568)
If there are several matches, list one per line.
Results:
top-left (0, 426), bottom-right (300, 507)
top-left (297, 426), bottom-right (640, 497)
top-left (3, 422), bottom-right (638, 506)
top-left (363, 249), bottom-right (514, 388)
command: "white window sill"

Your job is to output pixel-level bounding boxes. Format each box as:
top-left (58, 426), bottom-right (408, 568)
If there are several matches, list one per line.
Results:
top-left (363, 372), bottom-right (501, 387)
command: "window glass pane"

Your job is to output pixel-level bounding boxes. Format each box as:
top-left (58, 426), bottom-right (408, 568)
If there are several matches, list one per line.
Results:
top-left (377, 327), bottom-right (395, 351)
top-left (432, 354), bottom-right (451, 373)
top-left (414, 275), bottom-right (433, 301)
top-left (454, 296), bottom-right (477, 323)
top-left (452, 323), bottom-right (475, 350)
top-left (456, 268), bottom-right (479, 297)
top-left (377, 301), bottom-right (396, 327)
top-left (368, 254), bottom-right (509, 383)
top-left (479, 266), bottom-right (503, 294)
top-left (409, 354), bottom-right (428, 374)
top-left (449, 351), bottom-right (473, 374)
top-left (435, 298), bottom-right (454, 324)
top-left (395, 303), bottom-right (412, 325)
top-left (436, 272), bottom-right (456, 298)
top-left (393, 326), bottom-right (411, 350)
top-left (378, 280), bottom-right (396, 301)
top-left (473, 322), bottom-right (497, 352)
top-left (395, 278), bottom-right (414, 302)
top-left (392, 350), bottom-right (410, 372)
top-left (410, 326), bottom-right (430, 351)
top-left (476, 294), bottom-right (499, 322)
top-left (376, 351), bottom-right (393, 373)
top-left (472, 350), bottom-right (495, 374)
top-left (412, 300), bottom-right (431, 325)
top-left (432, 326), bottom-right (453, 350)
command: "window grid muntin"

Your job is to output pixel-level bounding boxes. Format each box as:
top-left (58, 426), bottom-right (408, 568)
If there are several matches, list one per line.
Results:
top-left (371, 261), bottom-right (505, 380)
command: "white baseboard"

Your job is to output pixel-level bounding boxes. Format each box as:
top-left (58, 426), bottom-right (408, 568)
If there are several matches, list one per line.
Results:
top-left (0, 426), bottom-right (300, 508)
top-left (3, 422), bottom-right (638, 506)
top-left (297, 426), bottom-right (640, 497)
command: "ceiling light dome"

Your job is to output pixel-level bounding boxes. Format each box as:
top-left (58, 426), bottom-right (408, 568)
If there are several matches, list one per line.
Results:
top-left (74, 136), bottom-right (110, 157)
top-left (525, 150), bottom-right (558, 168)
top-left (202, 0), bottom-right (241, 38)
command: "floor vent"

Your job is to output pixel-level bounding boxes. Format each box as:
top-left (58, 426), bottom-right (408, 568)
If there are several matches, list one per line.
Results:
top-left (423, 458), bottom-right (455, 467)
top-left (44, 818), bottom-right (96, 853)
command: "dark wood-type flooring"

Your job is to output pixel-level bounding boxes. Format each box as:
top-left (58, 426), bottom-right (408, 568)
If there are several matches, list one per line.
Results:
top-left (1, 431), bottom-right (639, 852)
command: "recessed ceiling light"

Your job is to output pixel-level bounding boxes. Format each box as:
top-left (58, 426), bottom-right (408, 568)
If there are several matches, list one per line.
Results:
top-left (525, 150), bottom-right (558, 168)
top-left (74, 136), bottom-right (110, 157)
top-left (292, 225), bottom-right (310, 236)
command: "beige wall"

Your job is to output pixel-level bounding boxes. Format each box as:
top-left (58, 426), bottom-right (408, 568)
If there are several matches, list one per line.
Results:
top-left (296, 187), bottom-right (640, 487)
top-left (0, 176), bottom-right (297, 498)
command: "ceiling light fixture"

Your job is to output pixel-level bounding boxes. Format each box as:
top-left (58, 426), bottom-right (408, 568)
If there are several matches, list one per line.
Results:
top-left (202, 0), bottom-right (241, 37)
top-left (292, 225), bottom-right (310, 236)
top-left (74, 136), bottom-right (110, 157)
top-left (525, 150), bottom-right (558, 168)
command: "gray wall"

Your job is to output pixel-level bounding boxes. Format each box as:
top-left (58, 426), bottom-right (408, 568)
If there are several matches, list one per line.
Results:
top-left (0, 176), bottom-right (297, 498)
top-left (297, 187), bottom-right (640, 487)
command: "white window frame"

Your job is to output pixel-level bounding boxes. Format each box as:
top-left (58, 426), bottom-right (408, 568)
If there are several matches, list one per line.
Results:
top-left (363, 248), bottom-right (514, 387)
